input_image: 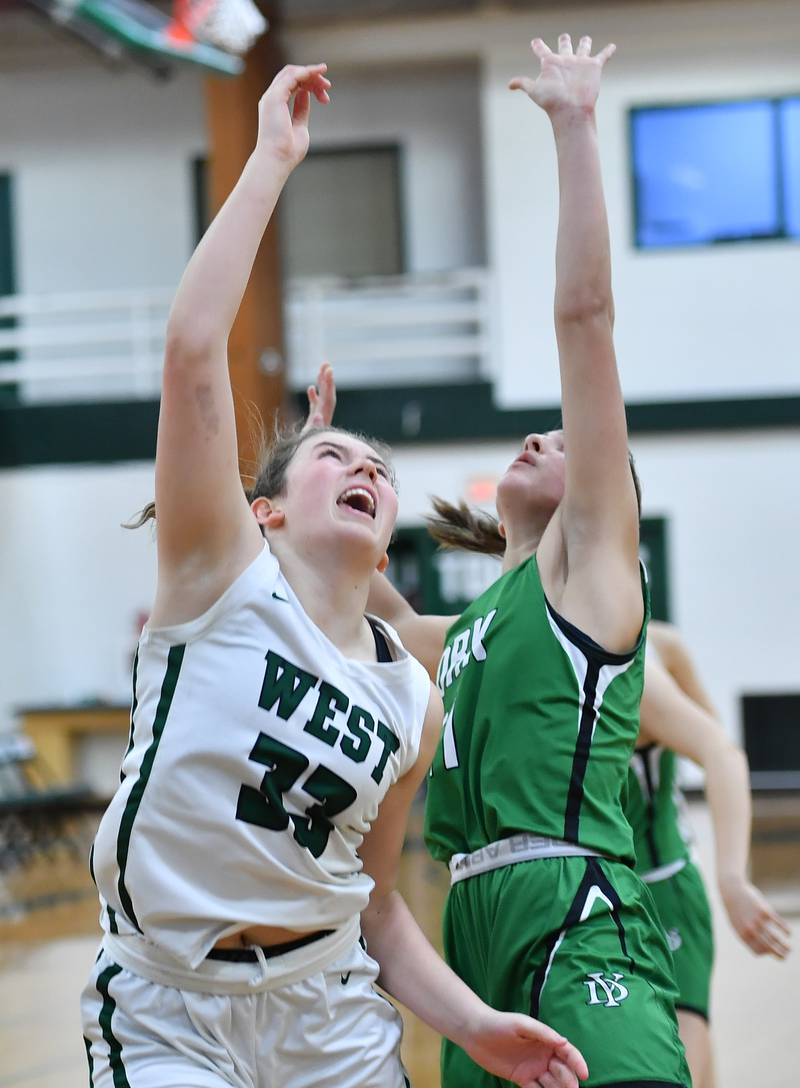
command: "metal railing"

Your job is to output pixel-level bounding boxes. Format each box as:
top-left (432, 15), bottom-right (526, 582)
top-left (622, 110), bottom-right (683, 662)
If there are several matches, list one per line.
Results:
top-left (0, 268), bottom-right (492, 404)
top-left (0, 287), bottom-right (172, 403)
top-left (285, 267), bottom-right (491, 389)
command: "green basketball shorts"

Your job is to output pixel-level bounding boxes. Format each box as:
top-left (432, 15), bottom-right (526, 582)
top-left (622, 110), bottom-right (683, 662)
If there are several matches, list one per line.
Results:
top-left (645, 860), bottom-right (714, 1021)
top-left (441, 855), bottom-right (690, 1088)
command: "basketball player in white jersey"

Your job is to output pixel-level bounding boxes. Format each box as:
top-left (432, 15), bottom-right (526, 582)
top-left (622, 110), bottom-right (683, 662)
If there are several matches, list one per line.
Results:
top-left (80, 63), bottom-right (588, 1088)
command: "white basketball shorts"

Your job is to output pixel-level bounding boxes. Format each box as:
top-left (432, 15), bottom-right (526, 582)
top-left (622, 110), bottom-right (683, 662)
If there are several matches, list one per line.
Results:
top-left (80, 930), bottom-right (411, 1088)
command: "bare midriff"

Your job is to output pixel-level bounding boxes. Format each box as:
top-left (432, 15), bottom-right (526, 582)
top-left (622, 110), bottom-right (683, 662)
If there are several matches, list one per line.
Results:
top-left (213, 924), bottom-right (325, 950)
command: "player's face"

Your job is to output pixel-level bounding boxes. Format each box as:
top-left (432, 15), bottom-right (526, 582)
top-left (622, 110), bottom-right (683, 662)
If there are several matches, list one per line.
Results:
top-left (496, 430), bottom-right (566, 532)
top-left (280, 433), bottom-right (398, 563)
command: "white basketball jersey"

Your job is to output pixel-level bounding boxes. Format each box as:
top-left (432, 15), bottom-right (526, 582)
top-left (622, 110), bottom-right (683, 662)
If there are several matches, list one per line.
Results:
top-left (91, 544), bottom-right (431, 969)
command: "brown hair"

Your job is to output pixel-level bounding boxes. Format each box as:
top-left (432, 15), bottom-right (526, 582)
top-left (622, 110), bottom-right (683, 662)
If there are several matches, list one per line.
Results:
top-left (125, 423), bottom-right (396, 529)
top-left (427, 451), bottom-right (642, 555)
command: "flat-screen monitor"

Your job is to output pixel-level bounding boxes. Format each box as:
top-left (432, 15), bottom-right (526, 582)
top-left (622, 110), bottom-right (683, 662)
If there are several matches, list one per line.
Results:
top-left (742, 693), bottom-right (800, 790)
top-left (631, 97), bottom-right (800, 248)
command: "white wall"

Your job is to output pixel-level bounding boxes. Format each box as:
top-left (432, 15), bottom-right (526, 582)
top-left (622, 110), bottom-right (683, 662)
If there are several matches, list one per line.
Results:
top-left (0, 463), bottom-right (157, 723)
top-left (289, 62), bottom-right (486, 273)
top-left (0, 49), bottom-right (484, 292)
top-left (287, 0), bottom-right (800, 404)
top-left (0, 62), bottom-right (206, 293)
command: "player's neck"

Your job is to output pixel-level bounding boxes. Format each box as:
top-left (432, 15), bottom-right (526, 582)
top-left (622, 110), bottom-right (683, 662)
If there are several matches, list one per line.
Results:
top-left (501, 531), bottom-right (541, 573)
top-left (278, 549), bottom-right (374, 655)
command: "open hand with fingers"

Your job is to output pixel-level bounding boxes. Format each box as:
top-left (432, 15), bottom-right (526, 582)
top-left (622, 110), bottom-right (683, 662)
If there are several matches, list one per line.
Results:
top-left (464, 1007), bottom-right (589, 1087)
top-left (256, 63), bottom-right (331, 168)
top-left (303, 361), bottom-right (337, 431)
top-left (509, 34), bottom-right (615, 118)
top-left (720, 875), bottom-right (792, 959)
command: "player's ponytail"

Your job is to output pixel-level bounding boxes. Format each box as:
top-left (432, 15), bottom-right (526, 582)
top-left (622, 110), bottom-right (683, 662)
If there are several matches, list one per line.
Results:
top-left (426, 496), bottom-right (506, 556)
top-left (426, 452), bottom-right (641, 556)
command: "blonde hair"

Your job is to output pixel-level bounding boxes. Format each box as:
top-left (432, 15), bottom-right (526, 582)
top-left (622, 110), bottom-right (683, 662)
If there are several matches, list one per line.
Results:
top-left (426, 497), bottom-right (505, 555)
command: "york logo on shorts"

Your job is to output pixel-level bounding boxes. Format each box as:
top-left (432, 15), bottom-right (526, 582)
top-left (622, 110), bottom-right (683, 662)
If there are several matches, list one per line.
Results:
top-left (584, 972), bottom-right (629, 1007)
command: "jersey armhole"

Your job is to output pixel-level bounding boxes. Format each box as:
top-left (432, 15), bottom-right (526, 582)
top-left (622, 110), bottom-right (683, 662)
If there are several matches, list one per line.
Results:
top-left (143, 543), bottom-right (278, 645)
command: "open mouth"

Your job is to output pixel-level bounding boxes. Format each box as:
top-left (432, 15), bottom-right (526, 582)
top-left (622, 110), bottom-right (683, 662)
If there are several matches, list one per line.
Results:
top-left (337, 486), bottom-right (376, 519)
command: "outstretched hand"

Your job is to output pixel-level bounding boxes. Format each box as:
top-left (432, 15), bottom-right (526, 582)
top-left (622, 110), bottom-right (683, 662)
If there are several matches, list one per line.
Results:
top-left (465, 1008), bottom-right (589, 1087)
top-left (256, 63), bottom-right (331, 168)
top-left (509, 34), bottom-right (615, 118)
top-left (303, 361), bottom-right (337, 431)
top-left (720, 876), bottom-right (792, 960)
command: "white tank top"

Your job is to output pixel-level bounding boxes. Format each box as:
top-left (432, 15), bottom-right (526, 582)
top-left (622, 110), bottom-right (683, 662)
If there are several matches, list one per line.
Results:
top-left (91, 544), bottom-right (431, 968)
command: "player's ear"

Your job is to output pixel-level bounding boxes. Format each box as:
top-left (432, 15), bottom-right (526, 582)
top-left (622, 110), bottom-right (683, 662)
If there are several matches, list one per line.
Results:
top-left (252, 496), bottom-right (285, 530)
top-left (377, 552), bottom-right (389, 574)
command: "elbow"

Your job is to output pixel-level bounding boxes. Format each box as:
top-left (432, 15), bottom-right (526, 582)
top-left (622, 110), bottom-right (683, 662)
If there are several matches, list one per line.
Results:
top-left (163, 322), bottom-right (226, 373)
top-left (554, 289), bottom-right (613, 328)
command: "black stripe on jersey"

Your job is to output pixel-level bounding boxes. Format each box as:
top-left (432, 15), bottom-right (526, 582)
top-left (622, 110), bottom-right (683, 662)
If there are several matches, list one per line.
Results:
top-left (107, 906), bottom-right (119, 934)
top-left (564, 659), bottom-right (601, 843)
top-left (95, 963), bottom-right (131, 1088)
top-left (88, 843), bottom-right (96, 886)
top-left (116, 643), bottom-right (185, 933)
top-left (634, 745), bottom-right (661, 870)
top-left (545, 600), bottom-right (641, 669)
top-left (119, 648), bottom-right (139, 783)
top-left (83, 1035), bottom-right (95, 1087)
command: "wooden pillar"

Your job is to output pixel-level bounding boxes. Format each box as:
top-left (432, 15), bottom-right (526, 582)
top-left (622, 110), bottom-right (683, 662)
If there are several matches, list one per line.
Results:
top-left (204, 12), bottom-right (286, 482)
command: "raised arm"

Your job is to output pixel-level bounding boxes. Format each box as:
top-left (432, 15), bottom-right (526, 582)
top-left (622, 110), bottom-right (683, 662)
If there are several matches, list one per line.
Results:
top-left (151, 65), bottom-right (330, 624)
top-left (511, 37), bottom-right (641, 646)
top-left (639, 659), bottom-right (791, 960)
top-left (648, 621), bottom-right (718, 716)
top-left (359, 686), bottom-right (588, 1087)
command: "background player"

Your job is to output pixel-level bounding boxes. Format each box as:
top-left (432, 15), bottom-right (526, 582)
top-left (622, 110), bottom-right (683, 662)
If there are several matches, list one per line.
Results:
top-left (631, 625), bottom-right (791, 1088)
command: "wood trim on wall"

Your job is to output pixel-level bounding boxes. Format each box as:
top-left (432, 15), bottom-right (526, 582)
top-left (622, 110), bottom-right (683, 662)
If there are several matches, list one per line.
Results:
top-left (203, 15), bottom-right (286, 480)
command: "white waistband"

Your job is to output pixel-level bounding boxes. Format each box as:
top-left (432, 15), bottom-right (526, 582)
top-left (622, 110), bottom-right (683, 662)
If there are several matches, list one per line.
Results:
top-left (449, 833), bottom-right (602, 885)
top-left (640, 857), bottom-right (687, 884)
top-left (103, 915), bottom-right (360, 995)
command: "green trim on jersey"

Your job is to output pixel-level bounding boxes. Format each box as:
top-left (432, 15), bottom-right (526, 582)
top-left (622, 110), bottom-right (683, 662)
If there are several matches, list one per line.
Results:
top-left (424, 555), bottom-right (649, 866)
top-left (627, 746), bottom-right (692, 873)
top-left (95, 963), bottom-right (131, 1088)
top-left (83, 1035), bottom-right (95, 1087)
top-left (119, 647), bottom-right (139, 784)
top-left (116, 643), bottom-right (185, 932)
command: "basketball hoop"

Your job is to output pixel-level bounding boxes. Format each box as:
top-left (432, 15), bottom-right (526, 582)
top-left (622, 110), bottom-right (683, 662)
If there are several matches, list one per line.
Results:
top-left (167, 0), bottom-right (267, 56)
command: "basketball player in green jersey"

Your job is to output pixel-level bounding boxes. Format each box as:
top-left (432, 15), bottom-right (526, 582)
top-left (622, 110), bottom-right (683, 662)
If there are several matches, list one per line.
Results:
top-left (315, 33), bottom-right (691, 1088)
top-left (631, 625), bottom-right (791, 1088)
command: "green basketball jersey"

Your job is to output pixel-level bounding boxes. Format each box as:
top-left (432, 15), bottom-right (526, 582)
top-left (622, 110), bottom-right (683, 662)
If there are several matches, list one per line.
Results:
top-left (424, 554), bottom-right (649, 867)
top-left (626, 745), bottom-right (693, 875)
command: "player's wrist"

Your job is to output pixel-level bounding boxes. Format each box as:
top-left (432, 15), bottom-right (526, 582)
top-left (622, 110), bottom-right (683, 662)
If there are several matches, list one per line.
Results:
top-left (249, 142), bottom-right (300, 179)
top-left (548, 103), bottom-right (598, 135)
top-left (717, 870), bottom-right (747, 897)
